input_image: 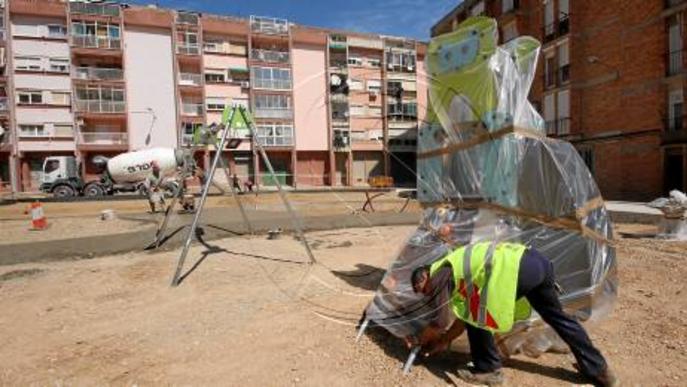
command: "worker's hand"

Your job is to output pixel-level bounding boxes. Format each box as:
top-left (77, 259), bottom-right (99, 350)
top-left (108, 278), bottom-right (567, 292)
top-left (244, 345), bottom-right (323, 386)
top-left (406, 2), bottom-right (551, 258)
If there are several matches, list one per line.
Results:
top-left (403, 335), bottom-right (418, 349)
top-left (423, 335), bottom-right (450, 357)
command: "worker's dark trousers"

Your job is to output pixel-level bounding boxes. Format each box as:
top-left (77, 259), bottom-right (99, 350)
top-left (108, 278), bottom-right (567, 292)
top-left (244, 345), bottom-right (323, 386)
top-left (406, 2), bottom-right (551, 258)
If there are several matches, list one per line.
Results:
top-left (466, 248), bottom-right (607, 379)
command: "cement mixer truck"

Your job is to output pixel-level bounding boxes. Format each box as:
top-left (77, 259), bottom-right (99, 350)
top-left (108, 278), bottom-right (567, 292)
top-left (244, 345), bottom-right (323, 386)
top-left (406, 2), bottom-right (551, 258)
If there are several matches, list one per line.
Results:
top-left (39, 148), bottom-right (188, 198)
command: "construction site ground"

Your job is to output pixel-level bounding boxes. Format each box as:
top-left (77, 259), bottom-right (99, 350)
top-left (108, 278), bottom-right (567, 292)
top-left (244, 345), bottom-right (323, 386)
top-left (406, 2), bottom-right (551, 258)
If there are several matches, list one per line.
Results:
top-left (0, 196), bottom-right (685, 385)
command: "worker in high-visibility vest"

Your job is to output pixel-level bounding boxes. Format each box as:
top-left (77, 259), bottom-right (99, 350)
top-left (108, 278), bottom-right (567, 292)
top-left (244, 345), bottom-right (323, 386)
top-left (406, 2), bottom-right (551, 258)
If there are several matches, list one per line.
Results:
top-left (410, 241), bottom-right (617, 386)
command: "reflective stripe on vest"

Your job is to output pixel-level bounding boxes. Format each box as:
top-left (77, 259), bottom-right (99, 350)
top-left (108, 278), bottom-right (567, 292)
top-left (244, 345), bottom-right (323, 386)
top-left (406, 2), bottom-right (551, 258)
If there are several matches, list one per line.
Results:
top-left (429, 242), bottom-right (529, 333)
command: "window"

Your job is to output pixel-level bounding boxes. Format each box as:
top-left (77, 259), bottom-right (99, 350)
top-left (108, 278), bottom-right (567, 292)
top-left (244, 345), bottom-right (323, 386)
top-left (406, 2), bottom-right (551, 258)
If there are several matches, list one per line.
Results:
top-left (502, 22), bottom-right (518, 43)
top-left (669, 89), bottom-right (684, 132)
top-left (45, 159), bottom-right (60, 174)
top-left (256, 123), bottom-right (293, 146)
top-left (205, 71), bottom-right (226, 83)
top-left (49, 58), bottom-right (69, 73)
top-left (47, 25), bottom-right (67, 38)
top-left (557, 89), bottom-right (570, 135)
top-left (251, 66), bottom-right (291, 90)
top-left (388, 102), bottom-right (417, 120)
top-left (254, 94), bottom-right (290, 109)
top-left (367, 79), bottom-right (382, 93)
top-left (349, 78), bottom-right (364, 91)
top-left (368, 105), bottom-right (382, 117)
top-left (367, 58), bottom-right (381, 68)
top-left (15, 56), bottom-right (41, 71)
top-left (669, 15), bottom-right (683, 75)
top-left (19, 124), bottom-right (46, 137)
top-left (386, 50), bottom-right (416, 72)
top-left (350, 104), bottom-right (365, 117)
top-left (348, 57), bottom-right (363, 66)
top-left (544, 52), bottom-right (555, 88)
top-left (177, 30), bottom-right (199, 54)
top-left (544, 0), bottom-right (555, 37)
top-left (502, 0), bottom-right (515, 13)
top-left (558, 42), bottom-right (570, 83)
top-left (54, 124), bottom-right (73, 136)
top-left (18, 91), bottom-right (43, 105)
top-left (50, 92), bottom-right (70, 105)
top-left (543, 93), bottom-right (555, 134)
top-left (470, 1), bottom-right (485, 16)
top-left (206, 97), bottom-right (226, 112)
top-left (577, 147), bottom-right (594, 175)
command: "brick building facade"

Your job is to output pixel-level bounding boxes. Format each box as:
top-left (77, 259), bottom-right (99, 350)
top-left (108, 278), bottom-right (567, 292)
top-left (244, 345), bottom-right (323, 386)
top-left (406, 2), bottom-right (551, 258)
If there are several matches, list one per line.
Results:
top-left (432, 0), bottom-right (685, 201)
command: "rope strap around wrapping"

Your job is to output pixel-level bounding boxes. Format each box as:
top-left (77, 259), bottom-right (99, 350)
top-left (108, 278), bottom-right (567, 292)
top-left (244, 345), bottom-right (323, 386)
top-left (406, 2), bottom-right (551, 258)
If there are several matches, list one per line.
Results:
top-left (422, 197), bottom-right (615, 247)
top-left (417, 125), bottom-right (544, 159)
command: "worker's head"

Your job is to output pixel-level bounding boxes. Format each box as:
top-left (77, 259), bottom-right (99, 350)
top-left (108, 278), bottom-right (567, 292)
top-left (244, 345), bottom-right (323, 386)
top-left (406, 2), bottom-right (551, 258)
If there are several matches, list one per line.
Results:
top-left (411, 265), bottom-right (432, 295)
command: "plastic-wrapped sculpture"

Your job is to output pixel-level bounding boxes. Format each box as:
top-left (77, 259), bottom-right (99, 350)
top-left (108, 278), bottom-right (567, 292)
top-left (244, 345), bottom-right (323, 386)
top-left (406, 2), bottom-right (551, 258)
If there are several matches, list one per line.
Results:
top-left (361, 17), bottom-right (617, 362)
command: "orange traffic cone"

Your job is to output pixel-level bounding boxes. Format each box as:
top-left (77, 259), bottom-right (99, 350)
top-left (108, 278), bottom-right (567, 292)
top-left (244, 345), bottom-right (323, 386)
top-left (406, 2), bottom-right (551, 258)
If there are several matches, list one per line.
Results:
top-left (28, 201), bottom-right (48, 231)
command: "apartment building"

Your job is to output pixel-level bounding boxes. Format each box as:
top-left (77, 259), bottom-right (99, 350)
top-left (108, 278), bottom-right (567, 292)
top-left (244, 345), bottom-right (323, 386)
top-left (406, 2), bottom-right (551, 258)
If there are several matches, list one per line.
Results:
top-left (431, 0), bottom-right (686, 201)
top-left (0, 0), bottom-right (426, 193)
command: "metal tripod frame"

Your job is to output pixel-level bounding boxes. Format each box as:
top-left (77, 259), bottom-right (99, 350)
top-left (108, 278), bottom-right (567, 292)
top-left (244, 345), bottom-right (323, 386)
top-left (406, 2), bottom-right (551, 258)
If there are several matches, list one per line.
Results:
top-left (169, 106), bottom-right (316, 287)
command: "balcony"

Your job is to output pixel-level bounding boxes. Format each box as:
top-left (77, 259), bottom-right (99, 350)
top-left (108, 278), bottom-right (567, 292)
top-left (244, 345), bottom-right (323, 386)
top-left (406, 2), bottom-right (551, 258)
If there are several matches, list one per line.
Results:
top-left (0, 96), bottom-right (8, 112)
top-left (75, 100), bottom-right (125, 114)
top-left (177, 43), bottom-right (200, 55)
top-left (543, 16), bottom-right (569, 44)
top-left (69, 1), bottom-right (120, 17)
top-left (79, 131), bottom-right (128, 146)
top-left (667, 49), bottom-right (684, 76)
top-left (558, 16), bottom-right (570, 36)
top-left (333, 130), bottom-right (350, 151)
top-left (73, 67), bottom-right (124, 81)
top-left (72, 35), bottom-right (121, 50)
top-left (179, 72), bottom-right (202, 86)
top-left (545, 117), bottom-right (571, 136)
top-left (250, 48), bottom-right (289, 64)
top-left (181, 103), bottom-right (203, 116)
top-left (558, 64), bottom-right (570, 84)
top-left (252, 78), bottom-right (291, 90)
top-left (663, 115), bottom-right (687, 143)
top-left (250, 16), bottom-right (288, 36)
top-left (254, 107), bottom-right (292, 119)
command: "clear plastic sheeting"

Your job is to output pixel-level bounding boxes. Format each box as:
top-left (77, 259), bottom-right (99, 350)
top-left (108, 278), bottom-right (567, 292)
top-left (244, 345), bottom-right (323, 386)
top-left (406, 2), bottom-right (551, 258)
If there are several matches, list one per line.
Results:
top-left (363, 17), bottom-right (617, 358)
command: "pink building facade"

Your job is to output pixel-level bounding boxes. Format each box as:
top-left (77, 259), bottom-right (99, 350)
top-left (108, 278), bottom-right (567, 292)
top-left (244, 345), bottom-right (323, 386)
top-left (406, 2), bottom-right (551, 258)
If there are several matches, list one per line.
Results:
top-left (0, 0), bottom-right (427, 193)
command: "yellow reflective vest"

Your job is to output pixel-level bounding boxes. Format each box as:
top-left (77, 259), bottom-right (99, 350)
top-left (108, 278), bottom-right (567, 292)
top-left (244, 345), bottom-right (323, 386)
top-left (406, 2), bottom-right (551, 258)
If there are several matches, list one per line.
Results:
top-left (430, 242), bottom-right (531, 333)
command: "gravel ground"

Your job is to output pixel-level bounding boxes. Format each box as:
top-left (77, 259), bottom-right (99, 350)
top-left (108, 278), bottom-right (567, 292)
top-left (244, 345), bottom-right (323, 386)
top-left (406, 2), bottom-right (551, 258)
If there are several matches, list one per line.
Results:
top-left (0, 225), bottom-right (685, 385)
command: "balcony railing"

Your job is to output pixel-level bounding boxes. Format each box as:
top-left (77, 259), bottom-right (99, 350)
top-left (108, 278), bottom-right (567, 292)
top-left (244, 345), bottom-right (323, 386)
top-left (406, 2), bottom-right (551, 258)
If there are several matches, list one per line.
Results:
top-left (80, 132), bottom-right (128, 145)
top-left (72, 35), bottom-right (121, 50)
top-left (558, 64), bottom-right (570, 84)
top-left (177, 43), bottom-right (200, 55)
top-left (250, 48), bottom-right (289, 64)
top-left (545, 117), bottom-right (571, 136)
top-left (0, 97), bottom-right (8, 111)
top-left (252, 78), bottom-right (291, 90)
top-left (250, 16), bottom-right (289, 35)
top-left (254, 107), bottom-right (292, 119)
top-left (543, 16), bottom-right (569, 43)
top-left (70, 2), bottom-right (120, 17)
top-left (181, 103), bottom-right (203, 116)
top-left (73, 67), bottom-right (124, 81)
top-left (667, 49), bottom-right (684, 76)
top-left (663, 115), bottom-right (687, 143)
top-left (176, 12), bottom-right (199, 26)
top-left (333, 130), bottom-right (350, 150)
top-left (179, 73), bottom-right (202, 86)
top-left (75, 100), bottom-right (126, 114)
top-left (257, 136), bottom-right (293, 146)
top-left (558, 16), bottom-right (570, 36)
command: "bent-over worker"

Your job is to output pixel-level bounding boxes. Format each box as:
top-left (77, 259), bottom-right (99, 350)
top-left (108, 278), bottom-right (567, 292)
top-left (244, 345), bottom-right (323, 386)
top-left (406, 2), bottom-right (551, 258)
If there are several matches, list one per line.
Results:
top-left (410, 241), bottom-right (617, 386)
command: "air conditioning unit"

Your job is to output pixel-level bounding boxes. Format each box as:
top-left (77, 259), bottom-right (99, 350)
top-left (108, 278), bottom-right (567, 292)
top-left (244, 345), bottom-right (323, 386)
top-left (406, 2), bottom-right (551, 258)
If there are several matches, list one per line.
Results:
top-left (407, 65), bottom-right (415, 71)
top-left (239, 81), bottom-right (250, 88)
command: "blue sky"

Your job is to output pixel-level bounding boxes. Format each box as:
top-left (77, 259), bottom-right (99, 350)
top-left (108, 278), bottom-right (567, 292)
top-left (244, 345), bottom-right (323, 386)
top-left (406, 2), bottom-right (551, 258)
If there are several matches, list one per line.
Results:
top-left (127, 0), bottom-right (460, 40)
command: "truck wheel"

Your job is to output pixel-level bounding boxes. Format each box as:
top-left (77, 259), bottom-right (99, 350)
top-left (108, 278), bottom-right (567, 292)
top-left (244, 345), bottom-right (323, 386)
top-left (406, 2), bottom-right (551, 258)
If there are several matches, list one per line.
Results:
top-left (52, 185), bottom-right (76, 198)
top-left (84, 183), bottom-right (105, 197)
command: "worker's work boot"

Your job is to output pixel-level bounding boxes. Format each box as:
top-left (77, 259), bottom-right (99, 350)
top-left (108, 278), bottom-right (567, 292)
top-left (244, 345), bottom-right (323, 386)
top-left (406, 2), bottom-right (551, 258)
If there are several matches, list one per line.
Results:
top-left (454, 368), bottom-right (504, 386)
top-left (593, 366), bottom-right (620, 387)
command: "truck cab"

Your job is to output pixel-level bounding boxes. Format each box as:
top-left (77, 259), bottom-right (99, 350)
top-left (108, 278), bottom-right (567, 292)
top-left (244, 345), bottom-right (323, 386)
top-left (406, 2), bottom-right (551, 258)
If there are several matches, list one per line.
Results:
top-left (39, 156), bottom-right (83, 197)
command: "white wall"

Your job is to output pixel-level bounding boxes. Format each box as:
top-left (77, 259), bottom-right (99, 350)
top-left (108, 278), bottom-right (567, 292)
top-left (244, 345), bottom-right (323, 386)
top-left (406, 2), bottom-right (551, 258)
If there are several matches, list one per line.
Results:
top-left (124, 26), bottom-right (177, 150)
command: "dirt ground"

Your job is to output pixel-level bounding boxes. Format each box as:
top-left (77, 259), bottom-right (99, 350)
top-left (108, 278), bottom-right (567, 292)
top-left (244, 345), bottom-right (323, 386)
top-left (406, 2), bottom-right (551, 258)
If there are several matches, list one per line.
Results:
top-left (0, 225), bottom-right (685, 386)
top-left (0, 192), bottom-right (417, 244)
